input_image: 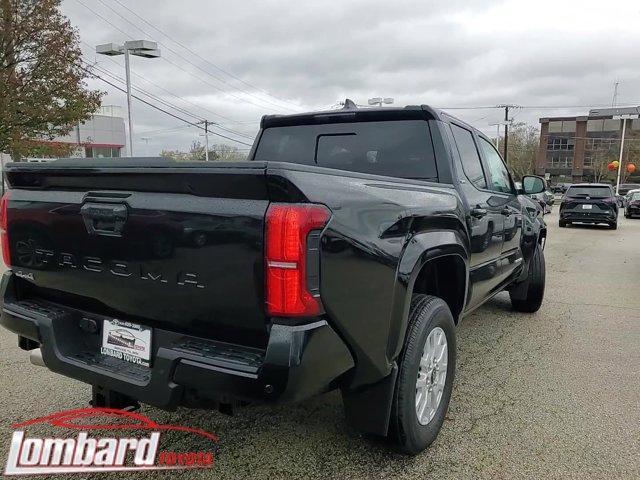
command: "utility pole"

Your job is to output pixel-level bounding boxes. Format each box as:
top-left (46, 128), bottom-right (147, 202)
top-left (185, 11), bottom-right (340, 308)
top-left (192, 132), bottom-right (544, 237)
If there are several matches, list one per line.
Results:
top-left (503, 105), bottom-right (509, 162)
top-left (204, 120), bottom-right (209, 162)
top-left (497, 105), bottom-right (518, 162)
top-left (198, 120), bottom-right (210, 161)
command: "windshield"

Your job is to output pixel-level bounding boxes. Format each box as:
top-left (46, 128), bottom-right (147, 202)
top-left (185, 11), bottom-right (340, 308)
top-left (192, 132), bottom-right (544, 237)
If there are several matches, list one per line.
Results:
top-left (254, 120), bottom-right (438, 180)
top-left (565, 186), bottom-right (612, 198)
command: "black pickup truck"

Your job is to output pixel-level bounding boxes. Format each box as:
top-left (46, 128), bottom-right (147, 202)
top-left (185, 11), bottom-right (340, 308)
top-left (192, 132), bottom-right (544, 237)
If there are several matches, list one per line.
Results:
top-left (0, 103), bottom-right (547, 454)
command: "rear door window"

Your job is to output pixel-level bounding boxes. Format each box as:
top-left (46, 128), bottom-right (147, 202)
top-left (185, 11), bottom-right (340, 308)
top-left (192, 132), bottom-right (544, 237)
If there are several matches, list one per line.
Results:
top-left (478, 137), bottom-right (513, 194)
top-left (450, 124), bottom-right (487, 189)
top-left (254, 120), bottom-right (438, 180)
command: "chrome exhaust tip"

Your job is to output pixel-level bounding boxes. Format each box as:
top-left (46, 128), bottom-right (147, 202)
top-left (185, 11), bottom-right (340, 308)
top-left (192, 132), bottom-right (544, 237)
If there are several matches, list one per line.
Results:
top-left (29, 348), bottom-right (46, 367)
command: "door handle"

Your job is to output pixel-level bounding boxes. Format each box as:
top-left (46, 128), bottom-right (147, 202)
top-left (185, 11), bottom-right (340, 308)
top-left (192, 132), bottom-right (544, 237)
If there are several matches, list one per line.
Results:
top-left (470, 207), bottom-right (488, 219)
top-left (501, 207), bottom-right (512, 217)
top-left (81, 202), bottom-right (128, 237)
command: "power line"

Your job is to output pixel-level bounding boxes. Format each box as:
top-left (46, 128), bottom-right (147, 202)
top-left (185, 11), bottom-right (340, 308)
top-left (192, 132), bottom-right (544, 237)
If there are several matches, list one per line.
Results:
top-left (81, 62), bottom-right (253, 147)
top-left (137, 124), bottom-right (195, 136)
top-left (108, 0), bottom-right (302, 111)
top-left (89, 59), bottom-right (255, 141)
top-left (82, 41), bottom-right (260, 130)
top-left (79, 0), bottom-right (297, 113)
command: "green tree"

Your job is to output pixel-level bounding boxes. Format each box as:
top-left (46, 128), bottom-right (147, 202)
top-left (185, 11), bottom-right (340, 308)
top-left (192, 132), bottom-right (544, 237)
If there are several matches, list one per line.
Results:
top-left (0, 0), bottom-right (103, 160)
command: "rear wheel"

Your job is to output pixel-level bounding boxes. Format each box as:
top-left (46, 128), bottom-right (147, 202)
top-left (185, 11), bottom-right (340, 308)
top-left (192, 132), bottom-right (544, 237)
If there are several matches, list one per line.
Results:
top-left (388, 295), bottom-right (456, 455)
top-left (510, 242), bottom-right (545, 313)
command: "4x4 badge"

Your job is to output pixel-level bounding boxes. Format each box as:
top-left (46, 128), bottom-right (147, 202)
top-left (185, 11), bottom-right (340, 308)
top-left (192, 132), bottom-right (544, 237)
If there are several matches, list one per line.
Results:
top-left (14, 271), bottom-right (35, 281)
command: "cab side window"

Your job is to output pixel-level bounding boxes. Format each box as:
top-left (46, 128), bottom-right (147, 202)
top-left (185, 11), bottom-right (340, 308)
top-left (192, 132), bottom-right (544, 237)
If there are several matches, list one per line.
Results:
top-left (478, 137), bottom-right (513, 194)
top-left (450, 124), bottom-right (487, 189)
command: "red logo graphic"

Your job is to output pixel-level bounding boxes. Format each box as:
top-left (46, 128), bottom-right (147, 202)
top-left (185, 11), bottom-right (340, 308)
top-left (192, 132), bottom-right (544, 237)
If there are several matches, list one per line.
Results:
top-left (5, 408), bottom-right (218, 475)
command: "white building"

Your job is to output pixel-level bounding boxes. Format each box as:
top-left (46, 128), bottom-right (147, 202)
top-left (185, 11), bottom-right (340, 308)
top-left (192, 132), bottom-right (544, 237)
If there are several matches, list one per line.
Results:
top-left (23, 105), bottom-right (126, 162)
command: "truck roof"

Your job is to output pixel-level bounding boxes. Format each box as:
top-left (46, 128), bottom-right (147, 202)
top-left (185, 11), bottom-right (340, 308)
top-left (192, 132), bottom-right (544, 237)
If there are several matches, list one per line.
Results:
top-left (260, 102), bottom-right (467, 129)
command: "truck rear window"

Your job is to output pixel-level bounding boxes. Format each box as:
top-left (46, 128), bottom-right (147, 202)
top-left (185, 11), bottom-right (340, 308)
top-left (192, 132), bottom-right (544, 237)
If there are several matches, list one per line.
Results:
top-left (253, 120), bottom-right (437, 180)
top-left (566, 186), bottom-right (612, 198)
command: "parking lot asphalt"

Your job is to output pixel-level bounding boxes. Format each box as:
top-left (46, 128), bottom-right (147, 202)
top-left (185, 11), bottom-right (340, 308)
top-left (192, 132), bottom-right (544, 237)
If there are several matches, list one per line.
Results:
top-left (0, 209), bottom-right (639, 479)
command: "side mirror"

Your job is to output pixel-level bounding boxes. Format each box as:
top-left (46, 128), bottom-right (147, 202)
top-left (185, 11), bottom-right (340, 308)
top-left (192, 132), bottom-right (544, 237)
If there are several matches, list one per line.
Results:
top-left (522, 175), bottom-right (545, 195)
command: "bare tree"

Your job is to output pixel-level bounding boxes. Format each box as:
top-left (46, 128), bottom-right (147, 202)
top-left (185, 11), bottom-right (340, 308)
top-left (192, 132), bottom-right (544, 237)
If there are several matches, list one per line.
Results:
top-left (160, 141), bottom-right (247, 162)
top-left (498, 122), bottom-right (539, 181)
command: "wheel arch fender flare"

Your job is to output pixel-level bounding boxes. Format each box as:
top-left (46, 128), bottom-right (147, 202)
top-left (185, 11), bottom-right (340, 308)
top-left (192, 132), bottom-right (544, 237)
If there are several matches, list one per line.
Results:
top-left (386, 229), bottom-right (469, 365)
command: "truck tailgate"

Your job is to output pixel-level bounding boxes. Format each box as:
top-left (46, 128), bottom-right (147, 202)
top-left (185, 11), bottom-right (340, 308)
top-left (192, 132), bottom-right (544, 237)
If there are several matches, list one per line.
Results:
top-left (5, 161), bottom-right (271, 347)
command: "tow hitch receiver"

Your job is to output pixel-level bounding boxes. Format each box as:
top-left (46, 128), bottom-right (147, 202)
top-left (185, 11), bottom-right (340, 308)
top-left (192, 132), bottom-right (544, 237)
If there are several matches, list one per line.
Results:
top-left (91, 385), bottom-right (140, 411)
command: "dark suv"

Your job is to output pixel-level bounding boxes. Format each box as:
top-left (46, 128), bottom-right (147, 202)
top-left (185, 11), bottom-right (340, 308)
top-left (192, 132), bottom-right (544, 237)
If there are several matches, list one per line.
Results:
top-left (625, 191), bottom-right (640, 218)
top-left (559, 183), bottom-right (619, 229)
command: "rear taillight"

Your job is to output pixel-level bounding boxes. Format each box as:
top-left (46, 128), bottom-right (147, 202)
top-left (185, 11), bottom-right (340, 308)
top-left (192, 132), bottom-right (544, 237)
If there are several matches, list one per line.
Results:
top-left (265, 203), bottom-right (330, 317)
top-left (0, 191), bottom-right (10, 267)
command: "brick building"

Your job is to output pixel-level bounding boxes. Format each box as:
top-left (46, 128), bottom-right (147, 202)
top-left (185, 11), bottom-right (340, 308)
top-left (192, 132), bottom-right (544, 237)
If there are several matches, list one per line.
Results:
top-left (536, 109), bottom-right (640, 184)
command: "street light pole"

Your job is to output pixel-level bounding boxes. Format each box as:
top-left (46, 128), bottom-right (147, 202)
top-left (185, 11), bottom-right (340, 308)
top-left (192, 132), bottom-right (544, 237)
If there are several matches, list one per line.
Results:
top-left (587, 106), bottom-right (640, 194)
top-left (489, 122), bottom-right (505, 149)
top-left (141, 137), bottom-right (151, 156)
top-left (368, 97), bottom-right (394, 108)
top-left (614, 117), bottom-right (628, 195)
top-left (96, 41), bottom-right (161, 157)
top-left (123, 47), bottom-right (134, 156)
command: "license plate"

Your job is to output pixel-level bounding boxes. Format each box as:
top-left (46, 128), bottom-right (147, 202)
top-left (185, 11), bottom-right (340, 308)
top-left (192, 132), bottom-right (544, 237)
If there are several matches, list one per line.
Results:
top-left (582, 204), bottom-right (593, 210)
top-left (101, 319), bottom-right (151, 367)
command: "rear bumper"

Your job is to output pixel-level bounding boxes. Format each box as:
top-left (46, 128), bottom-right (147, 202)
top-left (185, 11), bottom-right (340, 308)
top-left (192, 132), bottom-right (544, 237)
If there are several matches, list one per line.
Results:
top-left (0, 272), bottom-right (354, 409)
top-left (560, 209), bottom-right (617, 224)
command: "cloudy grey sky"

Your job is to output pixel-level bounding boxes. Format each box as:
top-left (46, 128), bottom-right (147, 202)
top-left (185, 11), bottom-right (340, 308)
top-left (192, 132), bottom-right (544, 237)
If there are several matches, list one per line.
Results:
top-left (61, 0), bottom-right (640, 156)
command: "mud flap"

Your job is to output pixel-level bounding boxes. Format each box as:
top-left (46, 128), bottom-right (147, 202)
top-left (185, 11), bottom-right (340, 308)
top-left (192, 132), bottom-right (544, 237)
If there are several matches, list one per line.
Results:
top-left (341, 363), bottom-right (398, 436)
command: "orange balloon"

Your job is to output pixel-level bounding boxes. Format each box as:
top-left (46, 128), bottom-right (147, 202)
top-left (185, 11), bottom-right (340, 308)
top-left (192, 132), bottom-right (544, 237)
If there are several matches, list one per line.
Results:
top-left (608, 162), bottom-right (617, 171)
top-left (627, 163), bottom-right (637, 174)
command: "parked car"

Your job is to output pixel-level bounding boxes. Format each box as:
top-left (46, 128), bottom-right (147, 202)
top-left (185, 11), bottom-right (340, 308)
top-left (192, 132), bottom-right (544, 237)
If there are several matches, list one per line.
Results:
top-left (559, 183), bottom-right (619, 229)
top-left (617, 183), bottom-right (640, 196)
top-left (624, 191), bottom-right (640, 218)
top-left (0, 102), bottom-right (547, 455)
top-left (552, 182), bottom-right (571, 194)
top-left (617, 183), bottom-right (640, 207)
top-left (517, 179), bottom-right (553, 214)
top-left (623, 188), bottom-right (640, 208)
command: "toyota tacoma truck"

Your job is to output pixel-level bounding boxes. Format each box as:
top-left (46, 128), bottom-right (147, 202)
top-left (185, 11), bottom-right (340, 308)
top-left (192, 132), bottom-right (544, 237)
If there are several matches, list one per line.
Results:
top-left (0, 102), bottom-right (547, 454)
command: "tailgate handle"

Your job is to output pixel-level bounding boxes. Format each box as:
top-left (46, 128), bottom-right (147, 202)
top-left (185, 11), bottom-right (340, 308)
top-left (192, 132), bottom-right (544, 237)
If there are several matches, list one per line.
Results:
top-left (81, 203), bottom-right (128, 237)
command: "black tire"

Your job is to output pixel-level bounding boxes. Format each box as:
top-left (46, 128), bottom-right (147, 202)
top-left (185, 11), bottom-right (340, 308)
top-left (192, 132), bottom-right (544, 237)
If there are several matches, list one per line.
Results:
top-left (559, 220), bottom-right (567, 228)
top-left (610, 221), bottom-right (618, 230)
top-left (388, 295), bottom-right (456, 455)
top-left (510, 242), bottom-right (545, 313)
